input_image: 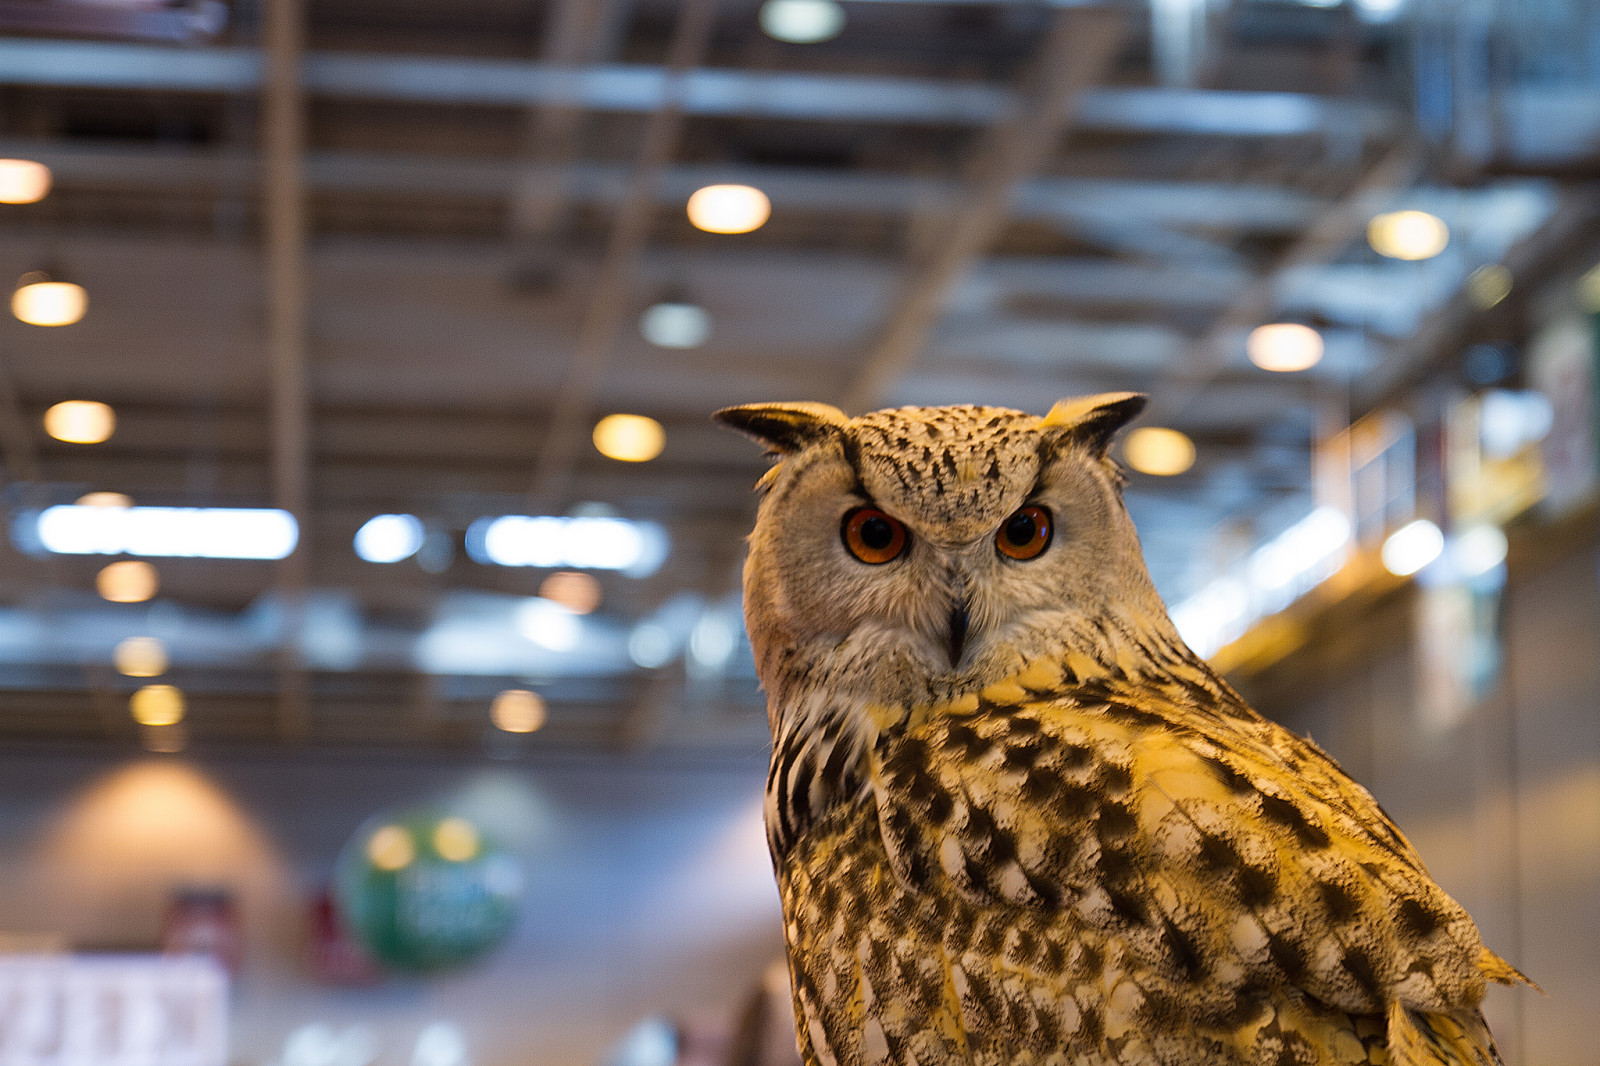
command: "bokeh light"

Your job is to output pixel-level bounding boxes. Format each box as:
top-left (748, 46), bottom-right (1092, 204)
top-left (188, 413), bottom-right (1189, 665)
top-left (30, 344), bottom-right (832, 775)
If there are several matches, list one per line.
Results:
top-left (76, 491), bottom-right (133, 508)
top-left (539, 571), bottom-right (601, 614)
top-left (759, 0), bottom-right (845, 43)
top-left (354, 513), bottom-right (425, 564)
top-left (13, 276), bottom-right (87, 326)
top-left (686, 185), bottom-right (771, 234)
top-left (1382, 519), bottom-right (1445, 576)
top-left (130, 684), bottom-right (185, 727)
top-left (1367, 210), bottom-right (1449, 261)
top-left (44, 400), bottom-right (115, 443)
top-left (1466, 264), bottom-right (1513, 309)
top-left (0, 159), bottom-right (51, 204)
top-left (1122, 427), bottom-right (1196, 476)
top-left (1247, 323), bottom-right (1324, 372)
top-left (433, 817), bottom-right (481, 862)
top-left (593, 413), bottom-right (665, 462)
top-left (366, 825), bottom-right (415, 871)
top-left (491, 688), bottom-right (548, 734)
top-left (639, 301), bottom-right (711, 349)
top-left (114, 636), bottom-right (169, 678)
top-left (97, 560), bottom-right (159, 603)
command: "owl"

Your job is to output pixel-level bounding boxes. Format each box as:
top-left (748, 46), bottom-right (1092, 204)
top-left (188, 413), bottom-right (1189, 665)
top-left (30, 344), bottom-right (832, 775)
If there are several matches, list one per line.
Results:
top-left (714, 394), bottom-right (1530, 1066)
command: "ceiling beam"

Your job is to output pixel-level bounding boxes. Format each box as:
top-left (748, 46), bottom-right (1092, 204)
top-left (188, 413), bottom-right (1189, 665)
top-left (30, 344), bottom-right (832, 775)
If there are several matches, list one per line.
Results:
top-left (7, 140), bottom-right (1327, 232)
top-left (262, 0), bottom-right (312, 741)
top-left (0, 37), bottom-right (1395, 136)
top-left (841, 5), bottom-right (1128, 412)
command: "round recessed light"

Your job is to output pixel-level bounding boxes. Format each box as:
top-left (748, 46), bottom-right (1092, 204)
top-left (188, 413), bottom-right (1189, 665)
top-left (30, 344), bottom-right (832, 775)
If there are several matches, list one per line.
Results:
top-left (130, 683), bottom-right (185, 727)
top-left (1247, 323), bottom-right (1324, 372)
top-left (114, 636), bottom-right (169, 678)
top-left (1368, 210), bottom-right (1449, 261)
top-left (686, 184), bottom-right (771, 234)
top-left (13, 276), bottom-right (87, 326)
top-left (97, 560), bottom-right (159, 603)
top-left (759, 0), bottom-right (845, 43)
top-left (639, 301), bottom-right (711, 349)
top-left (592, 413), bottom-right (665, 462)
top-left (44, 400), bottom-right (115, 443)
top-left (1122, 427), bottom-right (1196, 476)
top-left (0, 159), bottom-right (51, 204)
top-left (492, 688), bottom-right (547, 734)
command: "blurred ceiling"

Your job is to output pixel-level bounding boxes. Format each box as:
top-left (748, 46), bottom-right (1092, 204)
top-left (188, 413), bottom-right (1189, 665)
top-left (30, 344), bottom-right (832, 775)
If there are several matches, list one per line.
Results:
top-left (0, 0), bottom-right (1597, 753)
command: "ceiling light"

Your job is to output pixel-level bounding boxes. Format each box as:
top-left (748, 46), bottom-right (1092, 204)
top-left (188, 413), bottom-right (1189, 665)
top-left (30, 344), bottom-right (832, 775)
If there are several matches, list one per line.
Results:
top-left (466, 514), bottom-right (669, 575)
top-left (1247, 323), bottom-right (1324, 372)
top-left (130, 683), bottom-right (185, 727)
top-left (491, 688), bottom-right (547, 734)
top-left (0, 159), bottom-right (51, 204)
top-left (1122, 427), bottom-right (1196, 476)
top-left (366, 825), bottom-right (415, 872)
top-left (516, 598), bottom-right (582, 652)
top-left (593, 413), bottom-right (665, 462)
top-left (97, 560), bottom-right (159, 603)
top-left (686, 184), bottom-right (771, 234)
top-left (114, 636), bottom-right (168, 677)
top-left (1466, 264), bottom-right (1512, 309)
top-left (759, 0), bottom-right (845, 43)
top-left (1367, 210), bottom-right (1449, 261)
top-left (432, 817), bottom-right (480, 862)
top-left (628, 623), bottom-right (674, 669)
top-left (353, 513), bottom-right (425, 564)
top-left (44, 400), bottom-right (114, 444)
top-left (34, 505), bottom-right (298, 559)
top-left (1450, 525), bottom-right (1508, 578)
top-left (76, 491), bottom-right (133, 508)
top-left (1381, 519), bottom-right (1444, 577)
top-left (13, 273), bottom-right (87, 326)
top-left (539, 570), bottom-right (601, 614)
top-left (639, 301), bottom-right (711, 349)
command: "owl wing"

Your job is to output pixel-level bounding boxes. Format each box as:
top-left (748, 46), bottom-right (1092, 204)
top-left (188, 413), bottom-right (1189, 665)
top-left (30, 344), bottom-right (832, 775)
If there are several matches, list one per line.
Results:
top-left (867, 672), bottom-right (1505, 1064)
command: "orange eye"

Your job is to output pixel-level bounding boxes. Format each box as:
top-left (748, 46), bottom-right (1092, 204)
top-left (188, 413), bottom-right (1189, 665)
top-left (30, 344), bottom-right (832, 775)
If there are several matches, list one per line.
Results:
top-left (996, 505), bottom-right (1052, 560)
top-left (842, 507), bottom-right (908, 564)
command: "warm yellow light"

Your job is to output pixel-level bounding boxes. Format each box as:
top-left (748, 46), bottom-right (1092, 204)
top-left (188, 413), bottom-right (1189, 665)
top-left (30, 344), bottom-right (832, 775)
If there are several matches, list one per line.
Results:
top-left (539, 571), bottom-right (601, 614)
top-left (491, 688), bottom-right (547, 734)
top-left (1367, 210), bottom-right (1449, 261)
top-left (593, 413), bottom-right (665, 462)
top-left (433, 817), bottom-right (481, 863)
top-left (1247, 323), bottom-right (1324, 372)
top-left (1123, 427), bottom-right (1196, 476)
top-left (97, 560), bottom-right (159, 603)
top-left (44, 400), bottom-right (115, 443)
top-left (686, 184), bottom-right (771, 234)
top-left (130, 683), bottom-right (185, 727)
top-left (114, 636), bottom-right (169, 678)
top-left (0, 159), bottom-right (51, 204)
top-left (13, 278), bottom-right (87, 326)
top-left (1466, 264), bottom-right (1513, 309)
top-left (367, 825), bottom-right (415, 871)
top-left (76, 491), bottom-right (133, 508)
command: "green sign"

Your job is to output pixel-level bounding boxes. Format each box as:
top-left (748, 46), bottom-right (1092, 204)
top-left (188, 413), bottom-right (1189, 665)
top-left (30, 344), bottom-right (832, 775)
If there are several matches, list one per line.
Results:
top-left (334, 809), bottom-right (522, 972)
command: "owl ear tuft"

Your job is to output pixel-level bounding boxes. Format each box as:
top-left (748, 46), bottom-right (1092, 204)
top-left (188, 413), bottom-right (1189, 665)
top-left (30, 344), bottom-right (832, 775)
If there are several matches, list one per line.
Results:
top-left (1039, 392), bottom-right (1148, 455)
top-left (713, 402), bottom-right (849, 454)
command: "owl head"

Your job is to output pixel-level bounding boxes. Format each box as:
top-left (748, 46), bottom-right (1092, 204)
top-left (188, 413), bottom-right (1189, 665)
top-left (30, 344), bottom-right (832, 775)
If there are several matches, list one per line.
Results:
top-left (716, 394), bottom-right (1186, 712)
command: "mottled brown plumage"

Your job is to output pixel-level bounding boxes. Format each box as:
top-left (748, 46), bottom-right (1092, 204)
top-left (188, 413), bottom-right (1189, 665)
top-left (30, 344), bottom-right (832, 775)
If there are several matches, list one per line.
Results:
top-left (715, 396), bottom-right (1527, 1066)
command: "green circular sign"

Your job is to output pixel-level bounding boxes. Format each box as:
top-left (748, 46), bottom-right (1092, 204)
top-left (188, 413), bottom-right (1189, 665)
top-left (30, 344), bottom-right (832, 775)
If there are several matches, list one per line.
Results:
top-left (334, 809), bottom-right (522, 972)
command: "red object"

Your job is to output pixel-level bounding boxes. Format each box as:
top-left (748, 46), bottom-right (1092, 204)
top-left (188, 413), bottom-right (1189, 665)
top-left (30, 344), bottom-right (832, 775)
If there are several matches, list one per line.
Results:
top-left (305, 887), bottom-right (381, 985)
top-left (162, 888), bottom-right (244, 974)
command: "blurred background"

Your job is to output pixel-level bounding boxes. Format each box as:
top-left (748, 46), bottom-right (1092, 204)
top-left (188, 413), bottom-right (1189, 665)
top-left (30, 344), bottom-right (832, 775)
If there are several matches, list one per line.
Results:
top-left (0, 0), bottom-right (1597, 1062)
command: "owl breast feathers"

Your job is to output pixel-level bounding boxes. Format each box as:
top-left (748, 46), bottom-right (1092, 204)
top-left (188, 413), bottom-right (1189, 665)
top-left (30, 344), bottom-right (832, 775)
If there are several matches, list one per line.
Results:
top-left (715, 396), bottom-right (1529, 1066)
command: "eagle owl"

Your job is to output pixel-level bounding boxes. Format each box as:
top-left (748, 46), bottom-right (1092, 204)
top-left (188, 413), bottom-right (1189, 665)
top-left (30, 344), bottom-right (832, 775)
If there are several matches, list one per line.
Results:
top-left (714, 394), bottom-right (1528, 1066)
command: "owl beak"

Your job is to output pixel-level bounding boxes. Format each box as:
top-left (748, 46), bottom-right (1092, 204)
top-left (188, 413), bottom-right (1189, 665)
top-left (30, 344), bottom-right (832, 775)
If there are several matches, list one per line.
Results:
top-left (947, 601), bottom-right (969, 669)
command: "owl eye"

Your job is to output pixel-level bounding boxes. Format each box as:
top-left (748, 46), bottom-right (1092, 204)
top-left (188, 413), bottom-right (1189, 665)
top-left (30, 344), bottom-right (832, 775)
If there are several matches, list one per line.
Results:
top-left (841, 507), bottom-right (908, 564)
top-left (996, 505), bottom-right (1052, 560)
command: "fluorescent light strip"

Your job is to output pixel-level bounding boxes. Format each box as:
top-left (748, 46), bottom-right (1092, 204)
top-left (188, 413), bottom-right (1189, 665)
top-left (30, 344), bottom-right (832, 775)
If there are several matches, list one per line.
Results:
top-left (465, 515), bottom-right (668, 576)
top-left (33, 505), bottom-right (298, 559)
